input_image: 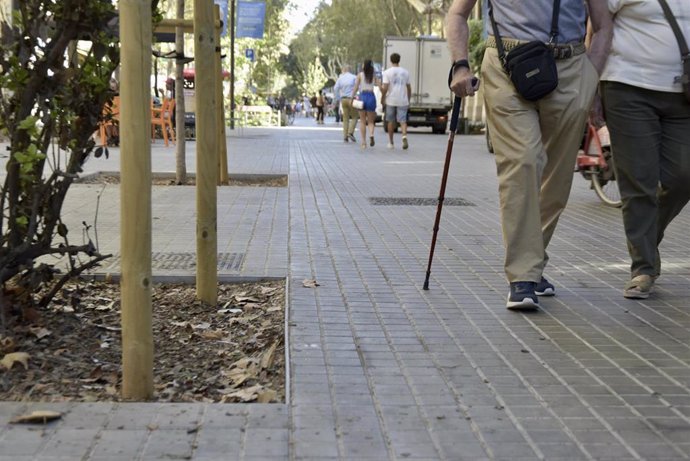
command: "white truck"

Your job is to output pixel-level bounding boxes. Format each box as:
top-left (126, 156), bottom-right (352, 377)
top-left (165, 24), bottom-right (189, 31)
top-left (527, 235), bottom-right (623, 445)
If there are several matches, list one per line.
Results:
top-left (381, 36), bottom-right (452, 134)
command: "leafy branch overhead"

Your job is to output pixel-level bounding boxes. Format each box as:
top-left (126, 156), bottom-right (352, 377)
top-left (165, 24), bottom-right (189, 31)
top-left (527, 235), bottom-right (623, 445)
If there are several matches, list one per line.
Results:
top-left (0, 0), bottom-right (120, 314)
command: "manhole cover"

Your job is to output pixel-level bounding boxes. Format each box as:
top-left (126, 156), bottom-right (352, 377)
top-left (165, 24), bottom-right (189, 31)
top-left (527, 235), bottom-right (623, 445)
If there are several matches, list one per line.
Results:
top-left (368, 197), bottom-right (475, 206)
top-left (100, 252), bottom-right (244, 271)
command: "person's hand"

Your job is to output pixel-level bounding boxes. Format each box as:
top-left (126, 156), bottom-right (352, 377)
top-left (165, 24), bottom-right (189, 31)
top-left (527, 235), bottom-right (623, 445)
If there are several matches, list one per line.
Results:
top-left (589, 94), bottom-right (606, 129)
top-left (450, 67), bottom-right (479, 98)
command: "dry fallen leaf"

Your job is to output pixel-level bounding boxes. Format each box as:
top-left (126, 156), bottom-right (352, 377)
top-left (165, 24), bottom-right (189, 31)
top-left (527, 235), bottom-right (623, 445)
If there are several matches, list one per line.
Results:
top-left (0, 336), bottom-right (15, 354)
top-left (200, 330), bottom-right (225, 340)
top-left (1, 352), bottom-right (30, 370)
top-left (260, 342), bottom-right (278, 370)
top-left (10, 410), bottom-right (62, 424)
top-left (29, 327), bottom-right (52, 340)
top-left (260, 286), bottom-right (278, 295)
top-left (105, 386), bottom-right (118, 396)
top-left (225, 369), bottom-right (251, 386)
top-left (230, 357), bottom-right (257, 370)
top-left (235, 296), bottom-right (260, 303)
top-left (257, 389), bottom-right (277, 403)
top-left (302, 279), bottom-right (320, 288)
top-left (224, 384), bottom-right (263, 402)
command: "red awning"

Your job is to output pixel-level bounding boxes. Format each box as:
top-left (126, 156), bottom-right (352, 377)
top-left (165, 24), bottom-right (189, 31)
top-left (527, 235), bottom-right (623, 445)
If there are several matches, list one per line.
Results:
top-left (183, 68), bottom-right (231, 79)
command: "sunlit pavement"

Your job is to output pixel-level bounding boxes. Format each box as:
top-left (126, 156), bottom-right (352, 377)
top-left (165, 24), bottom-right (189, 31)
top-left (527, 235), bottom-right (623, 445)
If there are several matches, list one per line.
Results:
top-left (1, 116), bottom-right (689, 460)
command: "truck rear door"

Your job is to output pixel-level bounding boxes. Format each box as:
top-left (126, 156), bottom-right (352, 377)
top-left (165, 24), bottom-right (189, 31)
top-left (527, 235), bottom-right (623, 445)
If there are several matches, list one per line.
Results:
top-left (418, 39), bottom-right (452, 108)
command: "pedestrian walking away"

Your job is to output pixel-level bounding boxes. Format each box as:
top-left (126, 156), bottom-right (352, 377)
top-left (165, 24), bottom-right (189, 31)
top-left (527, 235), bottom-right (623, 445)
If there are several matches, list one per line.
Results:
top-left (446, 0), bottom-right (612, 309)
top-left (334, 65), bottom-right (358, 143)
top-left (381, 52), bottom-right (412, 150)
top-left (351, 59), bottom-right (380, 149)
top-left (315, 91), bottom-right (325, 124)
top-left (599, 0), bottom-right (690, 300)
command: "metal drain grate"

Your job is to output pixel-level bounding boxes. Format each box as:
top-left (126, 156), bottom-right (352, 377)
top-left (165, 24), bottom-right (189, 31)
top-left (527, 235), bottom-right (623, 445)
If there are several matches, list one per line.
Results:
top-left (100, 252), bottom-right (244, 271)
top-left (368, 197), bottom-right (475, 207)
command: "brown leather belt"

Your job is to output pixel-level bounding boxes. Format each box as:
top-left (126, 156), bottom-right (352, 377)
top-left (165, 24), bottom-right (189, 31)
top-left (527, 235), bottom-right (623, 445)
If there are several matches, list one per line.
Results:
top-left (486, 36), bottom-right (586, 60)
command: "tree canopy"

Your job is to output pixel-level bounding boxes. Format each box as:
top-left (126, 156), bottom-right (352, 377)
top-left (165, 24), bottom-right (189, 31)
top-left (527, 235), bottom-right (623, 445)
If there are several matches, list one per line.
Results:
top-left (285, 0), bottom-right (425, 91)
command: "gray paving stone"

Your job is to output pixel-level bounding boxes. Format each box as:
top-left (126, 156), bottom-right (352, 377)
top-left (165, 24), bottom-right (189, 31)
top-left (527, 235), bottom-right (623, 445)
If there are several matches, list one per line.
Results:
top-left (192, 428), bottom-right (243, 457)
top-left (0, 426), bottom-right (52, 456)
top-left (3, 121), bottom-right (689, 459)
top-left (88, 429), bottom-right (148, 457)
top-left (39, 428), bottom-right (100, 457)
top-left (141, 429), bottom-right (195, 458)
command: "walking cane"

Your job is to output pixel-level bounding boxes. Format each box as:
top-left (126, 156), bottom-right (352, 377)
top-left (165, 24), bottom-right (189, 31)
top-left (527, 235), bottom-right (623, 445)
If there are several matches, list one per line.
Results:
top-left (423, 76), bottom-right (476, 290)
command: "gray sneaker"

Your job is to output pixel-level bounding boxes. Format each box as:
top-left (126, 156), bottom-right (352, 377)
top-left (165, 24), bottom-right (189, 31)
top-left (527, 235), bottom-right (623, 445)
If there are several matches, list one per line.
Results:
top-left (624, 274), bottom-right (654, 299)
top-left (402, 136), bottom-right (409, 150)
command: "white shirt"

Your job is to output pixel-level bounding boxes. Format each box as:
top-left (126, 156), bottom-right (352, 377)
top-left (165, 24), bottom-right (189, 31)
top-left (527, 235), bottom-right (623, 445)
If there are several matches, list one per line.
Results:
top-left (382, 66), bottom-right (410, 107)
top-left (601, 0), bottom-right (690, 93)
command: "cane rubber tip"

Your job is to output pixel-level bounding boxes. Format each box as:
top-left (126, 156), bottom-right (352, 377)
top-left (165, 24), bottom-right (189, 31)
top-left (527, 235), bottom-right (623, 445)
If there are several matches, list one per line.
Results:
top-left (423, 282), bottom-right (429, 290)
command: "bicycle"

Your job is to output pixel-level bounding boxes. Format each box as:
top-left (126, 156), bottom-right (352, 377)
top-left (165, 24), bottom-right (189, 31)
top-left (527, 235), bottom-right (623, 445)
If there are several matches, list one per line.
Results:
top-left (575, 122), bottom-right (622, 208)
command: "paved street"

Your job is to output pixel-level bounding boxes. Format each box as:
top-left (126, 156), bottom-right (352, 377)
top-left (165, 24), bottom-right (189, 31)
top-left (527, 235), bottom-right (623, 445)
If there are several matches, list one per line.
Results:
top-left (1, 114), bottom-right (689, 460)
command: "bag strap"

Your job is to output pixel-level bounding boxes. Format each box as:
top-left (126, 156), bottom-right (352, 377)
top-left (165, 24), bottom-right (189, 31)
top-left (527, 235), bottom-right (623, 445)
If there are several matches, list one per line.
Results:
top-left (657, 0), bottom-right (690, 63)
top-left (488, 0), bottom-right (561, 64)
top-left (549, 0), bottom-right (561, 44)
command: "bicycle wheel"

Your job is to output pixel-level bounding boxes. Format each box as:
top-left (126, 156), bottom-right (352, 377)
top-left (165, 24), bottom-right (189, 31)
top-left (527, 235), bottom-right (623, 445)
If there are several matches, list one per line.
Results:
top-left (591, 146), bottom-right (622, 208)
top-left (591, 174), bottom-right (621, 207)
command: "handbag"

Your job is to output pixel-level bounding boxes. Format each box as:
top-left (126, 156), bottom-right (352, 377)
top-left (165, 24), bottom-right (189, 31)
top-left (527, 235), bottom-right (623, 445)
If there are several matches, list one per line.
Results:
top-left (488, 0), bottom-right (560, 101)
top-left (657, 0), bottom-right (690, 103)
top-left (352, 99), bottom-right (364, 110)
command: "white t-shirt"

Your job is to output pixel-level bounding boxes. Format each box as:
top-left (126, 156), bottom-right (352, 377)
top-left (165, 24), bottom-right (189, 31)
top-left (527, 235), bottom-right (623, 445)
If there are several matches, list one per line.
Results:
top-left (601, 0), bottom-right (690, 93)
top-left (382, 66), bottom-right (410, 107)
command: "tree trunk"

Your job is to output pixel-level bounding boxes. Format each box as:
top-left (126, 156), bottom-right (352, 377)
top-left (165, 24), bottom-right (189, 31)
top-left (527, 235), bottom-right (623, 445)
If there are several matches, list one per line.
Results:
top-left (175, 0), bottom-right (187, 183)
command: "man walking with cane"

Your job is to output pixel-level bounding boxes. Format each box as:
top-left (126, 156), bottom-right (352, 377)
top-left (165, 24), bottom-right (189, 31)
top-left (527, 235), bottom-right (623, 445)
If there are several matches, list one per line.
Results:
top-left (446, 0), bottom-right (612, 309)
top-left (333, 65), bottom-right (357, 143)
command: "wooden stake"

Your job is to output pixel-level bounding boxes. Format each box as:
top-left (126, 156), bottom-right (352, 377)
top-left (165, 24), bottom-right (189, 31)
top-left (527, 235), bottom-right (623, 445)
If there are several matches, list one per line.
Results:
top-left (119, 0), bottom-right (153, 400)
top-left (194, 0), bottom-right (218, 304)
top-left (174, 0), bottom-right (187, 185)
top-left (215, 5), bottom-right (229, 185)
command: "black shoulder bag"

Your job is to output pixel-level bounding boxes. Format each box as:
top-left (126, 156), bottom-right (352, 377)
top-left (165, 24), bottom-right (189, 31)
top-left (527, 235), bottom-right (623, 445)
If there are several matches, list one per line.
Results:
top-left (657, 0), bottom-right (690, 103)
top-left (488, 0), bottom-right (560, 101)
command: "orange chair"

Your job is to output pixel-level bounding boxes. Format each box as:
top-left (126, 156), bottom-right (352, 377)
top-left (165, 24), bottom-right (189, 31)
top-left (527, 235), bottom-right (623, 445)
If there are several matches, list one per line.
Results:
top-left (151, 98), bottom-right (176, 146)
top-left (98, 96), bottom-right (120, 147)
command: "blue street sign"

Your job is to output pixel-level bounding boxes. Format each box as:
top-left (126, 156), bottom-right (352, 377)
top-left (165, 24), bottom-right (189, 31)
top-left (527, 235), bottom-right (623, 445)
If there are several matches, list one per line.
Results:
top-left (245, 48), bottom-right (255, 62)
top-left (236, 1), bottom-right (266, 39)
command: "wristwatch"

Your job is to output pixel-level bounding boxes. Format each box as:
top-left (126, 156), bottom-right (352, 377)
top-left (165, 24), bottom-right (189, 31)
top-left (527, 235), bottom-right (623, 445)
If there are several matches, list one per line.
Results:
top-left (451, 59), bottom-right (470, 73)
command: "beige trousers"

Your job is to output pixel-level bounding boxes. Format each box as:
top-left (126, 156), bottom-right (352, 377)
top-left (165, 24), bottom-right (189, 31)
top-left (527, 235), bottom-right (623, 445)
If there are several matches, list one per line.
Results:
top-left (481, 48), bottom-right (599, 282)
top-left (340, 98), bottom-right (357, 138)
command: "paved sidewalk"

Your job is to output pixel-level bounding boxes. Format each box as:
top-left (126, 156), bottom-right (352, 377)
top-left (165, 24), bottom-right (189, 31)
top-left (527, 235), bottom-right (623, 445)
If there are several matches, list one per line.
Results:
top-left (1, 117), bottom-right (690, 460)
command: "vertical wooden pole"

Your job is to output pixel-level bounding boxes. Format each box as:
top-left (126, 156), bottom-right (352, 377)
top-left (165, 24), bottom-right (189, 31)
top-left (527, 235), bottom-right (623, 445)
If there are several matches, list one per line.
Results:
top-left (194, 0), bottom-right (218, 304)
top-left (175, 0), bottom-right (188, 184)
top-left (229, 0), bottom-right (236, 130)
top-left (215, 5), bottom-right (229, 185)
top-left (119, 0), bottom-right (153, 400)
